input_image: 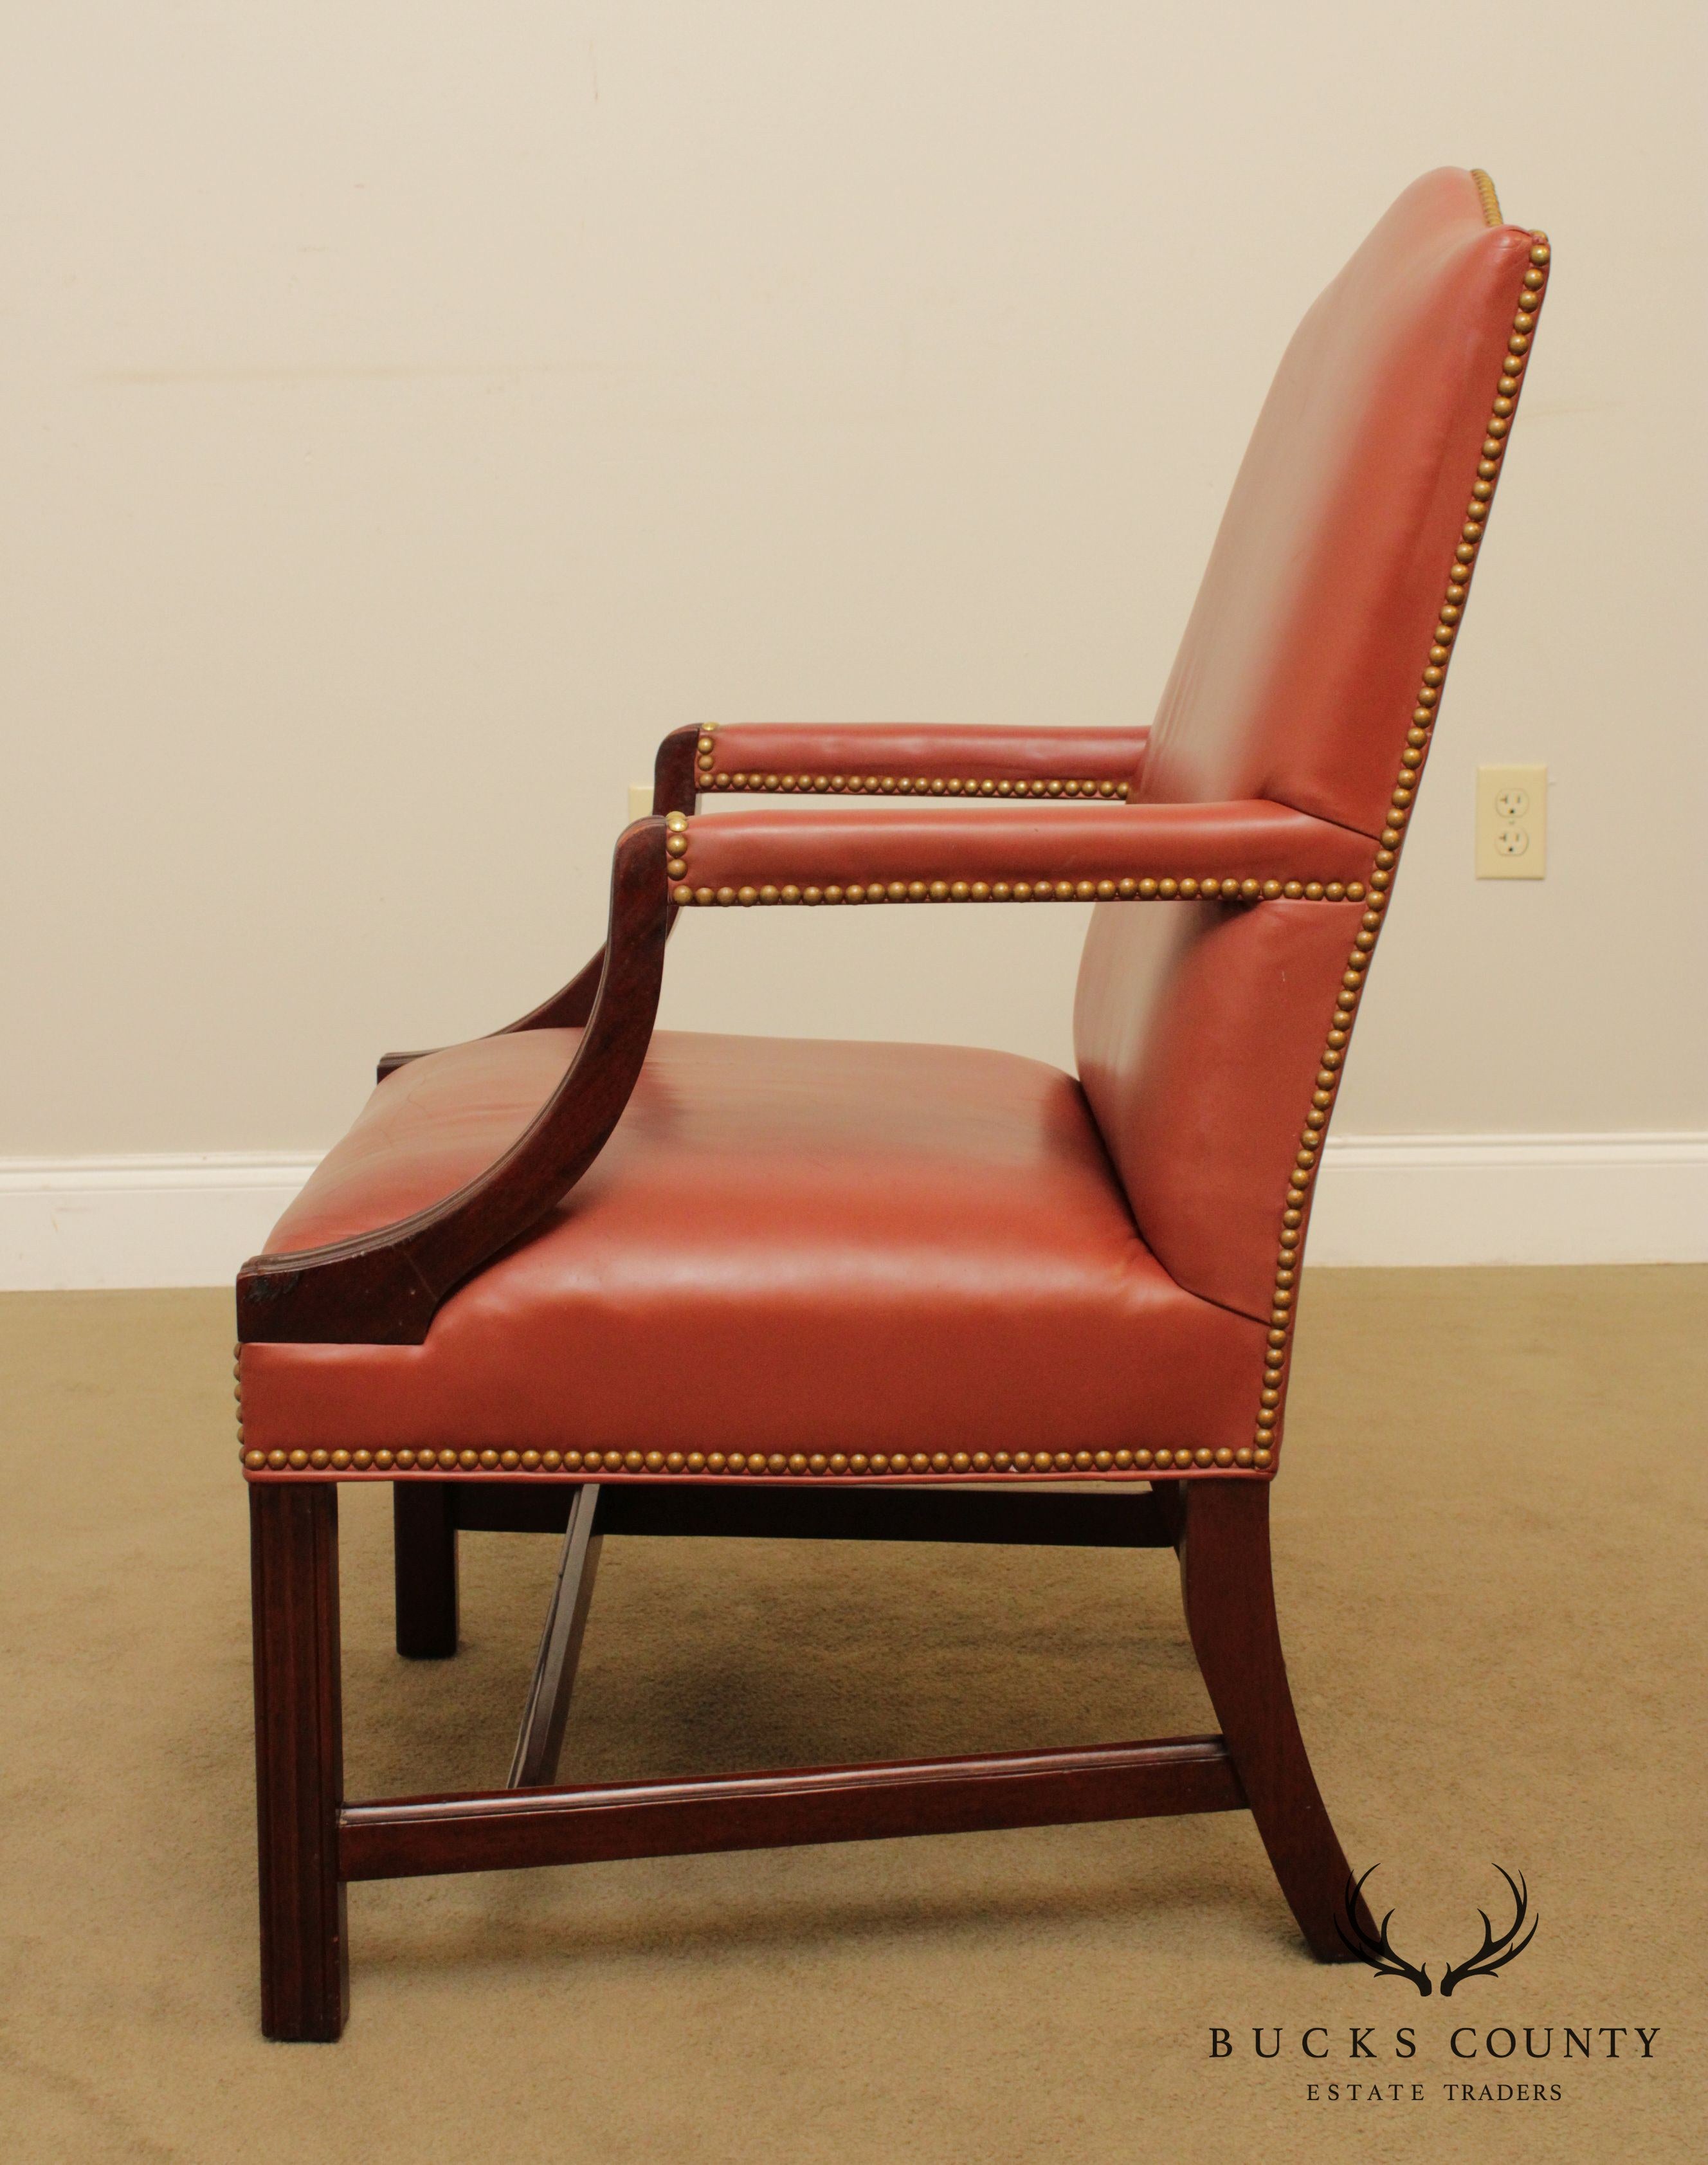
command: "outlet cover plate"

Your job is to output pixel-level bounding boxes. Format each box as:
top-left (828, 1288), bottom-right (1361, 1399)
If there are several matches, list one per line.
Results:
top-left (1476, 763), bottom-right (1547, 879)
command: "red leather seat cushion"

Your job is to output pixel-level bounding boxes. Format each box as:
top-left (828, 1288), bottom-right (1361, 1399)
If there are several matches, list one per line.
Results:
top-left (242, 1030), bottom-right (1265, 1466)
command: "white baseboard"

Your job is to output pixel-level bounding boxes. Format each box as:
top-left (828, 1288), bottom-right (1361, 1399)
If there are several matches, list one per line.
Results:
top-left (1300, 1133), bottom-right (1708, 1267)
top-left (0, 1134), bottom-right (1703, 1290)
top-left (0, 1153), bottom-right (319, 1292)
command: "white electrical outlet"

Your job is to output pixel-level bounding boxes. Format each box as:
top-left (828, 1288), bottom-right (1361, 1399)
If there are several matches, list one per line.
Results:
top-left (1475, 763), bottom-right (1547, 879)
top-left (628, 783), bottom-right (654, 823)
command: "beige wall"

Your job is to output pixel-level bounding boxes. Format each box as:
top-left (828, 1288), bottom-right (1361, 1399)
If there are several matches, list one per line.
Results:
top-left (4, 1), bottom-right (1703, 1159)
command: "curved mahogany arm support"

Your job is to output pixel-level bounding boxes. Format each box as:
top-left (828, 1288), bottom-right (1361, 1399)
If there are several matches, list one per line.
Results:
top-left (698, 722), bottom-right (1150, 796)
top-left (242, 820), bottom-right (671, 1347)
top-left (377, 731), bottom-right (702, 1075)
top-left (666, 799), bottom-right (1376, 899)
top-left (487, 727), bottom-right (702, 1035)
top-left (652, 723), bottom-right (702, 817)
top-left (493, 727), bottom-right (700, 1033)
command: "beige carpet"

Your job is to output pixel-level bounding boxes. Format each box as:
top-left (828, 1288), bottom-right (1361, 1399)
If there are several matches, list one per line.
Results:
top-left (1, 1270), bottom-right (1703, 2163)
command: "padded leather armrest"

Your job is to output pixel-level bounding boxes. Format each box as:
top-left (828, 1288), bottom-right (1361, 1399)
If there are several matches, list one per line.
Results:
top-left (693, 722), bottom-right (1149, 798)
top-left (665, 799), bottom-right (1376, 903)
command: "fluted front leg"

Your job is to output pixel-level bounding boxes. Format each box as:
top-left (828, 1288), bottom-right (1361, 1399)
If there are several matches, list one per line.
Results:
top-left (251, 1483), bottom-right (348, 2039)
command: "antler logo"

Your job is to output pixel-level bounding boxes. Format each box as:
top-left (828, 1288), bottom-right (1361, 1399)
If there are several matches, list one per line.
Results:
top-left (1336, 1866), bottom-right (1537, 1997)
top-left (1336, 1866), bottom-right (1433, 1994)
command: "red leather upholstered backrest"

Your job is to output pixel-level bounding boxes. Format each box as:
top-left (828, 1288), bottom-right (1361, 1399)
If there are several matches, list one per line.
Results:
top-left (1075, 171), bottom-right (1543, 1322)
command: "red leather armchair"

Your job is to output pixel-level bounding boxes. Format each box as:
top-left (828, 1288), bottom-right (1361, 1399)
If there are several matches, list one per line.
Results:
top-left (239, 169), bottom-right (1550, 2038)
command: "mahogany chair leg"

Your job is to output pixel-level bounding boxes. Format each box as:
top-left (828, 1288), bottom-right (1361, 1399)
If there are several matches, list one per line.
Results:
top-left (251, 1483), bottom-right (349, 2041)
top-left (393, 1483), bottom-right (459, 1658)
top-left (1177, 1481), bottom-right (1367, 1961)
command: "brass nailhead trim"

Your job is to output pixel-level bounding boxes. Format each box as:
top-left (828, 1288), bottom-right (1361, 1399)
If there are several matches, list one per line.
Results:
top-left (1253, 218), bottom-right (1549, 1467)
top-left (704, 771), bottom-right (1132, 799)
top-left (245, 1445), bottom-right (1246, 1478)
top-left (666, 864), bottom-right (1365, 908)
top-left (1470, 167), bottom-right (1503, 229)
